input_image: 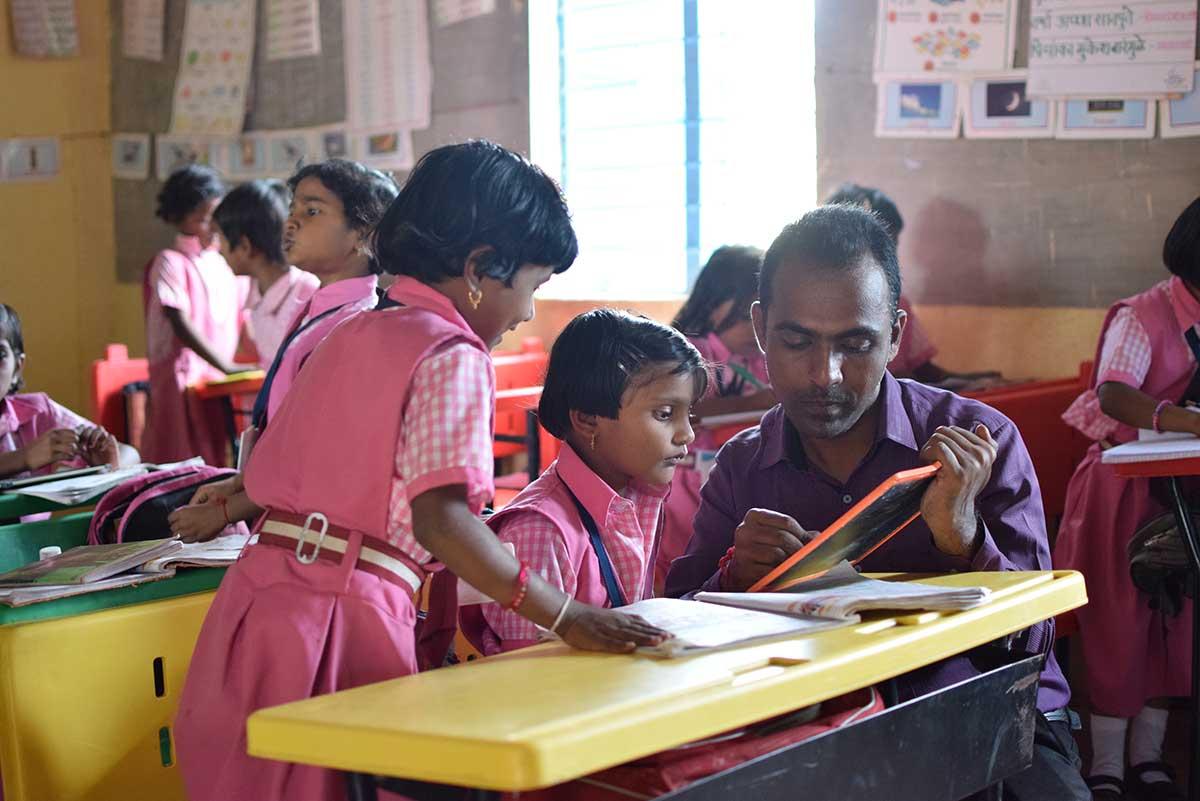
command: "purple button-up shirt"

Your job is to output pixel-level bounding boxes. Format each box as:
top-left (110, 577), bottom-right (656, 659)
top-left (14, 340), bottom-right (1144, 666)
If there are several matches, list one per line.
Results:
top-left (665, 372), bottom-right (1070, 713)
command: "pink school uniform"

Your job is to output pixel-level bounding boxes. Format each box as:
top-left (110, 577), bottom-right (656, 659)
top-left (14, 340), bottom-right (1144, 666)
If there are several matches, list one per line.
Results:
top-left (0, 393), bottom-right (91, 474)
top-left (245, 266), bottom-right (320, 367)
top-left (143, 235), bottom-right (247, 466)
top-left (259, 274), bottom-right (379, 425)
top-left (175, 276), bottom-right (494, 801)
top-left (1055, 275), bottom-right (1197, 717)
top-left (655, 331), bottom-right (768, 591)
top-left (888, 295), bottom-right (938, 377)
top-left (465, 443), bottom-right (667, 654)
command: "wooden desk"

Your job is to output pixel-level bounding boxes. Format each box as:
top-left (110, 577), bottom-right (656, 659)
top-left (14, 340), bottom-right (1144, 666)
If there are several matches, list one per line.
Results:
top-left (248, 570), bottom-right (1086, 800)
top-left (1113, 456), bottom-right (1200, 801)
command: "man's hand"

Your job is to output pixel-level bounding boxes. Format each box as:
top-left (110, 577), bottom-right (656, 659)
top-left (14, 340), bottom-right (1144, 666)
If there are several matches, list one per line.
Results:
top-left (726, 508), bottom-right (817, 590)
top-left (918, 424), bottom-right (997, 559)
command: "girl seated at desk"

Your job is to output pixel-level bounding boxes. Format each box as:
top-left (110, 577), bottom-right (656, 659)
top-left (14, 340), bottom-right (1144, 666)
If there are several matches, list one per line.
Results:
top-left (462, 308), bottom-right (706, 653)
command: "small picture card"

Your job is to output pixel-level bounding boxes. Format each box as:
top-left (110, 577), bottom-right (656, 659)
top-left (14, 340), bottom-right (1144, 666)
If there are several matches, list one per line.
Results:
top-left (1055, 98), bottom-right (1155, 140)
top-left (875, 77), bottom-right (962, 139)
top-left (155, 135), bottom-right (219, 180)
top-left (963, 73), bottom-right (1055, 139)
top-left (268, 130), bottom-right (313, 175)
top-left (226, 135), bottom-right (268, 178)
top-left (112, 133), bottom-right (151, 180)
top-left (317, 128), bottom-right (349, 160)
top-left (1161, 63), bottom-right (1200, 139)
top-left (1, 138), bottom-right (60, 181)
top-left (353, 129), bottom-right (415, 170)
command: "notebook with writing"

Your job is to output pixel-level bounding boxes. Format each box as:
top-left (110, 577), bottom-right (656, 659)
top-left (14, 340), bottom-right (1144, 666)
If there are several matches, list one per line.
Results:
top-left (748, 463), bottom-right (940, 593)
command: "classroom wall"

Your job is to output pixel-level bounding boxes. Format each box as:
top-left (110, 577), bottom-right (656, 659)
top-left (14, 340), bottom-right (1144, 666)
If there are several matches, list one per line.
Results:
top-left (815, 0), bottom-right (1200, 378)
top-left (0, 5), bottom-right (140, 415)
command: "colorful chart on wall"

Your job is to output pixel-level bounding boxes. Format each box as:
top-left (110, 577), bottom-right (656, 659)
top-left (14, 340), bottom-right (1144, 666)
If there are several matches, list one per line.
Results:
top-left (1028, 0), bottom-right (1198, 98)
top-left (1055, 97), bottom-right (1156, 138)
top-left (875, 0), bottom-right (1017, 77)
top-left (964, 72), bottom-right (1057, 138)
top-left (875, 77), bottom-right (962, 138)
top-left (1161, 63), bottom-right (1200, 137)
top-left (170, 0), bottom-right (257, 136)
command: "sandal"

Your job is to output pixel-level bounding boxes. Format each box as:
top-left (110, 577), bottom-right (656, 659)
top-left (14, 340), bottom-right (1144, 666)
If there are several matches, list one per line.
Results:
top-left (1086, 774), bottom-right (1126, 801)
top-left (1128, 761), bottom-right (1184, 801)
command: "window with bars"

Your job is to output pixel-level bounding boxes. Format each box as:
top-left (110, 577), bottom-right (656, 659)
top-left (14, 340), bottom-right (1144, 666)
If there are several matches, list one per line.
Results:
top-left (529, 0), bottom-right (817, 300)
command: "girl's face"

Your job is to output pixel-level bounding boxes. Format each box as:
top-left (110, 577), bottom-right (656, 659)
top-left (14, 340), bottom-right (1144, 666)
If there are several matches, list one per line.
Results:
top-left (178, 197), bottom-right (221, 247)
top-left (0, 339), bottom-right (24, 399)
top-left (285, 177), bottom-right (365, 276)
top-left (465, 264), bottom-right (556, 349)
top-left (590, 367), bottom-right (697, 488)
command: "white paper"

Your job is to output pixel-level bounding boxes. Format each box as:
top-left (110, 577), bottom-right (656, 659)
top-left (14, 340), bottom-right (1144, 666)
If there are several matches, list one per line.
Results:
top-left (11, 465), bottom-right (148, 504)
top-left (9, 0), bottom-right (79, 58)
top-left (142, 533), bottom-right (254, 572)
top-left (0, 138), bottom-right (60, 182)
top-left (112, 133), bottom-right (152, 180)
top-left (963, 72), bottom-right (1058, 139)
top-left (352, 128), bottom-right (415, 171)
top-left (1161, 63), bottom-right (1200, 138)
top-left (265, 0), bottom-right (321, 61)
top-left (1102, 436), bottom-right (1200, 464)
top-left (170, 0), bottom-right (257, 136)
top-left (155, 135), bottom-right (221, 180)
top-left (1028, 1), bottom-right (1198, 98)
top-left (432, 0), bottom-right (496, 28)
top-left (121, 0), bottom-right (165, 61)
top-left (343, 0), bottom-right (432, 131)
top-left (875, 0), bottom-right (1017, 77)
top-left (1054, 96), bottom-right (1156, 138)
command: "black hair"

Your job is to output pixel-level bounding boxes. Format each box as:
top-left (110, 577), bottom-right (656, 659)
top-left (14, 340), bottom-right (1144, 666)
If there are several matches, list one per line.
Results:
top-left (213, 179), bottom-right (290, 264)
top-left (760, 205), bottom-right (901, 320)
top-left (1164, 197), bottom-right (1200, 284)
top-left (538, 309), bottom-right (708, 440)
top-left (373, 140), bottom-right (579, 285)
top-left (825, 183), bottom-right (904, 243)
top-left (672, 245), bottom-right (763, 338)
top-left (287, 159), bottom-right (399, 274)
top-left (155, 165), bottom-right (226, 224)
top-left (0, 304), bottom-right (24, 393)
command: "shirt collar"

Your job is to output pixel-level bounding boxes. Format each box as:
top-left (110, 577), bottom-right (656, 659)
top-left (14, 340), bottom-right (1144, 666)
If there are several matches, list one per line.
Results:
top-left (385, 276), bottom-right (487, 351)
top-left (1168, 275), bottom-right (1200, 335)
top-left (173, 234), bottom-right (216, 258)
top-left (555, 443), bottom-right (624, 529)
top-left (255, 266), bottom-right (301, 311)
top-left (759, 372), bottom-right (920, 470)
top-left (0, 395), bottom-right (37, 438)
top-left (309, 274), bottom-right (378, 318)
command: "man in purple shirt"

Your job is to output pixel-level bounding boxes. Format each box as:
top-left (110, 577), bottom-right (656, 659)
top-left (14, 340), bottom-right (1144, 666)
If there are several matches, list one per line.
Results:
top-left (665, 206), bottom-right (1087, 801)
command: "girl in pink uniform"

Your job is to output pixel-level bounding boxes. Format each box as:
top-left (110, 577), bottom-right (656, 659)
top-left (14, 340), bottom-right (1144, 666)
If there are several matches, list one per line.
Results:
top-left (142, 165), bottom-right (248, 466)
top-left (1055, 197), bottom-right (1200, 801)
top-left (464, 308), bottom-right (704, 653)
top-left (656, 246), bottom-right (772, 591)
top-left (174, 141), bottom-right (667, 801)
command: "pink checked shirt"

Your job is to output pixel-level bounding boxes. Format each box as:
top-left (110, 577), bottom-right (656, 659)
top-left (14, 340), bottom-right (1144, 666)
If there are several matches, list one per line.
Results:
top-left (0, 393), bottom-right (92, 476)
top-left (889, 295), bottom-right (938, 377)
top-left (263, 274), bottom-right (379, 422)
top-left (1063, 276), bottom-right (1200, 442)
top-left (481, 444), bottom-right (668, 647)
top-left (245, 267), bottom-right (319, 367)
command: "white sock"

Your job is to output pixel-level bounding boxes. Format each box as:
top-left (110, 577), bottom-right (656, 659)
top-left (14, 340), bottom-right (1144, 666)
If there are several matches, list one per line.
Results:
top-left (1129, 705), bottom-right (1171, 784)
top-left (1089, 713), bottom-right (1128, 784)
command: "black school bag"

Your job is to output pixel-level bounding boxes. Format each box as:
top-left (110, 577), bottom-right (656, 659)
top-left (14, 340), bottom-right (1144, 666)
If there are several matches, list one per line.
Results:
top-left (87, 464), bottom-right (249, 544)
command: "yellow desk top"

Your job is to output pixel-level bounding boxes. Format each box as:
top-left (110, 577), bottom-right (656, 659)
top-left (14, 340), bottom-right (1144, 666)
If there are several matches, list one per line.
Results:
top-left (247, 570), bottom-right (1086, 791)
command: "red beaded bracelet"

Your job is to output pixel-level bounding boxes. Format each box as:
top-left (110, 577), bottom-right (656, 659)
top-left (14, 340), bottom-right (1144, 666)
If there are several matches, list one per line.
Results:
top-left (213, 495), bottom-right (233, 526)
top-left (508, 562), bottom-right (531, 611)
top-left (1152, 399), bottom-right (1171, 434)
top-left (717, 546), bottom-right (736, 571)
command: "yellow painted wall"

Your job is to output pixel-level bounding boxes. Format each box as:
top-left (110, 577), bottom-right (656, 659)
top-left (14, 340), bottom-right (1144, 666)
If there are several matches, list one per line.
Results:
top-left (0, 5), bottom-right (141, 416)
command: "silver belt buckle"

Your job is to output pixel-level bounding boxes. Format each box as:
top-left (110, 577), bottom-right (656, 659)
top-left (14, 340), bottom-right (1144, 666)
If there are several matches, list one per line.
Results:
top-left (294, 512), bottom-right (330, 564)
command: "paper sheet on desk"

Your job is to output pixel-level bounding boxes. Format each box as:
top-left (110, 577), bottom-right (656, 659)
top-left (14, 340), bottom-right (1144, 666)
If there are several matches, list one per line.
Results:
top-left (1102, 437), bottom-right (1200, 464)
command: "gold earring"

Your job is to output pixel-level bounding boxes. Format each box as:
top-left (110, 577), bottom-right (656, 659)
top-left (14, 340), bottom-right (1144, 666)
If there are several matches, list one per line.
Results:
top-left (590, 433), bottom-right (597, 451)
top-left (467, 287), bottom-right (483, 310)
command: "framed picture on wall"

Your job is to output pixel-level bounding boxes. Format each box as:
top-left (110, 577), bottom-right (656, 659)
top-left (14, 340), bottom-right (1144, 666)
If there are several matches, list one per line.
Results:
top-left (1161, 63), bottom-right (1200, 139)
top-left (268, 131), bottom-right (313, 175)
top-left (963, 73), bottom-right (1055, 139)
top-left (155, 135), bottom-right (220, 181)
top-left (1055, 98), bottom-right (1156, 139)
top-left (111, 133), bottom-right (151, 180)
top-left (226, 135), bottom-right (268, 178)
top-left (875, 77), bottom-right (962, 139)
top-left (353, 129), bottom-right (415, 170)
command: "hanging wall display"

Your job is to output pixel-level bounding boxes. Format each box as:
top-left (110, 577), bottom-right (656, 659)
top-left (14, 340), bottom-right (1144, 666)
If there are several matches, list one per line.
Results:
top-left (875, 0), bottom-right (1017, 77)
top-left (8, 0), bottom-right (78, 58)
top-left (169, 0), bottom-right (257, 135)
top-left (1055, 97), bottom-right (1156, 138)
top-left (964, 72), bottom-right (1057, 138)
top-left (1160, 63), bottom-right (1200, 137)
top-left (112, 133), bottom-right (152, 179)
top-left (875, 76), bottom-right (963, 138)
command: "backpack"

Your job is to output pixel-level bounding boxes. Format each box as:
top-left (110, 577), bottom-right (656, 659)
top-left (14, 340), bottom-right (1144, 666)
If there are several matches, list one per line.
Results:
top-left (88, 464), bottom-right (249, 545)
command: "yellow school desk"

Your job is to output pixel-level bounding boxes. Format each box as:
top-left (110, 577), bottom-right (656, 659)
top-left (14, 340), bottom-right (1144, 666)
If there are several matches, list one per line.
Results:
top-left (248, 570), bottom-right (1086, 801)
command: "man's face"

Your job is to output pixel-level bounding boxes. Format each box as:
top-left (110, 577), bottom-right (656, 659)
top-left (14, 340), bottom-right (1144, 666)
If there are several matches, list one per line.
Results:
top-left (752, 256), bottom-right (905, 440)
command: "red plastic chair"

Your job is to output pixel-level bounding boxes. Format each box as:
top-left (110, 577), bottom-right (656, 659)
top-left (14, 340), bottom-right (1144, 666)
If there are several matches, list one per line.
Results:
top-left (492, 386), bottom-right (561, 509)
top-left (493, 342), bottom-right (550, 460)
top-left (90, 344), bottom-right (150, 447)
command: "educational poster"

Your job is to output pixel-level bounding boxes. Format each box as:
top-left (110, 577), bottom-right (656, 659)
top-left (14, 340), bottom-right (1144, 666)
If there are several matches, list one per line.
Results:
top-left (1055, 97), bottom-right (1156, 138)
top-left (0, 138), bottom-right (60, 181)
top-left (1028, 1), bottom-right (1198, 98)
top-left (121, 0), bottom-right (165, 62)
top-left (170, 0), bottom-right (257, 136)
top-left (343, 0), bottom-right (432, 131)
top-left (1161, 63), bottom-right (1200, 137)
top-left (267, 129), bottom-right (314, 174)
top-left (432, 0), bottom-right (496, 28)
top-left (353, 129), bottom-right (415, 170)
top-left (963, 73), bottom-right (1057, 138)
top-left (875, 0), bottom-right (1017, 76)
top-left (8, 0), bottom-right (79, 58)
top-left (225, 134), bottom-right (268, 178)
top-left (112, 133), bottom-right (152, 179)
top-left (875, 77), bottom-right (962, 138)
top-left (265, 0), bottom-right (321, 61)
top-left (155, 135), bottom-right (220, 180)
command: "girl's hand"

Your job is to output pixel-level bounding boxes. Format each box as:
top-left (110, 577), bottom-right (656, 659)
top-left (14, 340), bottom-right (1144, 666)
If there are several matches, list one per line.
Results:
top-left (23, 428), bottom-right (79, 471)
top-left (168, 504), bottom-right (228, 543)
top-left (557, 602), bottom-right (669, 653)
top-left (77, 425), bottom-right (119, 467)
top-left (190, 475), bottom-right (241, 505)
